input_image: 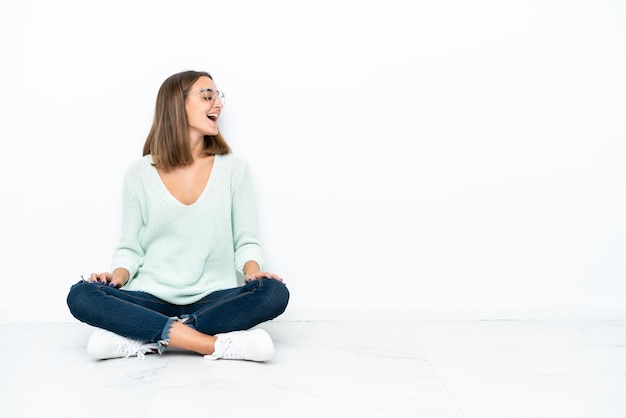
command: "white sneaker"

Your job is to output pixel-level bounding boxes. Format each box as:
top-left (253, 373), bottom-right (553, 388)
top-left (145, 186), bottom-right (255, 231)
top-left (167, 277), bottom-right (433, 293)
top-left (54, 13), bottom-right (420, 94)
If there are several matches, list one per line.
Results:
top-left (205, 329), bottom-right (274, 362)
top-left (87, 329), bottom-right (158, 360)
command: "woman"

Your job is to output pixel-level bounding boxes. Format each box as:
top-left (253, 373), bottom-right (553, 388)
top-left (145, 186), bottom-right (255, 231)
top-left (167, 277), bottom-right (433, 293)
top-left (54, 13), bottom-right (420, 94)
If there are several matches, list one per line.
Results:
top-left (67, 70), bottom-right (289, 362)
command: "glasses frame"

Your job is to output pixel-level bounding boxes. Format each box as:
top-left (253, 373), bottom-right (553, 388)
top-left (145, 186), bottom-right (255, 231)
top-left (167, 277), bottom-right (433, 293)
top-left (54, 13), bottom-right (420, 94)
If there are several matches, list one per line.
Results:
top-left (197, 87), bottom-right (225, 105)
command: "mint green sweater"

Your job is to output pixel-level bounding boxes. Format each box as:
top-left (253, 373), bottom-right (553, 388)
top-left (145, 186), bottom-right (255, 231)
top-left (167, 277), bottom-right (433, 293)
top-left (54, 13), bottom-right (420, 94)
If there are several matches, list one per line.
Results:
top-left (111, 153), bottom-right (264, 304)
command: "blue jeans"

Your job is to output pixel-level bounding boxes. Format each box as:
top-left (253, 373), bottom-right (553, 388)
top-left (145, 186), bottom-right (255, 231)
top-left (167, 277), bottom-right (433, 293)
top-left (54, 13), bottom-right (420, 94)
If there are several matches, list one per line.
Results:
top-left (66, 278), bottom-right (289, 350)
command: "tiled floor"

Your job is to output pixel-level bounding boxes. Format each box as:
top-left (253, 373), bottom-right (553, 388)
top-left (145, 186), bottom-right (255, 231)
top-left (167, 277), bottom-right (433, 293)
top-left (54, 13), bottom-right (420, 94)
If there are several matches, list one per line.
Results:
top-left (1, 320), bottom-right (625, 418)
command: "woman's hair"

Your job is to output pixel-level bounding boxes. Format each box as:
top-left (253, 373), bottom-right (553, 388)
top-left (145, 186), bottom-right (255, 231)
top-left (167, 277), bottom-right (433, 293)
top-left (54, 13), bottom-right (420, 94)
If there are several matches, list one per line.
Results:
top-left (143, 70), bottom-right (231, 170)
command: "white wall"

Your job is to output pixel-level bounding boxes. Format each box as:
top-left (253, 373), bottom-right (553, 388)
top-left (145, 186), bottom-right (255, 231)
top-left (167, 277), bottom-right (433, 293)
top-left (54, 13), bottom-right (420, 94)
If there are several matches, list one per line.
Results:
top-left (1, 0), bottom-right (625, 322)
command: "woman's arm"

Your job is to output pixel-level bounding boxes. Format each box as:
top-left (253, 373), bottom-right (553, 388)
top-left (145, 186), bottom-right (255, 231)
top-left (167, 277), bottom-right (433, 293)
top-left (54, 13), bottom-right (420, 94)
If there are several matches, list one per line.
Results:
top-left (232, 161), bottom-right (265, 273)
top-left (110, 165), bottom-right (147, 284)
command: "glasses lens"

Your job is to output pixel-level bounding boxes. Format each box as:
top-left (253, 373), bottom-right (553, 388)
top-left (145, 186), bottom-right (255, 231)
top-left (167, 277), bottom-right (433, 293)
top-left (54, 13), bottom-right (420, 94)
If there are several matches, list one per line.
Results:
top-left (199, 89), bottom-right (224, 105)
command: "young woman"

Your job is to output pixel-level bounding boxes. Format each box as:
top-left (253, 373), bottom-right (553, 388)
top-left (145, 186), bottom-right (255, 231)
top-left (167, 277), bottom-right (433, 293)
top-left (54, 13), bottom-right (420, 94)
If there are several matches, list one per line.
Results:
top-left (67, 70), bottom-right (289, 361)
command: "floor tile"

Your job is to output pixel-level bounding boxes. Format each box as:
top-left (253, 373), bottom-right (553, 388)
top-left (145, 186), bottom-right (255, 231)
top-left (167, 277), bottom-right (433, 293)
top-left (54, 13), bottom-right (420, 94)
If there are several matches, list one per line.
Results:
top-left (404, 320), bottom-right (626, 346)
top-left (1, 320), bottom-right (625, 418)
top-left (149, 370), bottom-right (463, 418)
top-left (418, 343), bottom-right (626, 377)
top-left (441, 374), bottom-right (626, 418)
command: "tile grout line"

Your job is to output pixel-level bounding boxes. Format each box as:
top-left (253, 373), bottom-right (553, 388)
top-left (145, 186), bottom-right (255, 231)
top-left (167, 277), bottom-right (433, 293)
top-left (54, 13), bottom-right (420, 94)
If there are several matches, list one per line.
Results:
top-left (141, 357), bottom-right (170, 418)
top-left (402, 321), bottom-right (468, 418)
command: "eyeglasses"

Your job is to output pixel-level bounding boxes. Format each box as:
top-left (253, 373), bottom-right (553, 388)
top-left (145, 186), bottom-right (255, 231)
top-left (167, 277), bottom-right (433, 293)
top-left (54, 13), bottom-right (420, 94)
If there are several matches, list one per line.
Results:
top-left (197, 88), bottom-right (225, 105)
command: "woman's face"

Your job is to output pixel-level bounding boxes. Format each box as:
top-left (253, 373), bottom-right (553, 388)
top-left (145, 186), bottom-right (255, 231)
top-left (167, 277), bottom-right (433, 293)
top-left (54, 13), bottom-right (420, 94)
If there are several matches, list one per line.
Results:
top-left (185, 76), bottom-right (224, 139)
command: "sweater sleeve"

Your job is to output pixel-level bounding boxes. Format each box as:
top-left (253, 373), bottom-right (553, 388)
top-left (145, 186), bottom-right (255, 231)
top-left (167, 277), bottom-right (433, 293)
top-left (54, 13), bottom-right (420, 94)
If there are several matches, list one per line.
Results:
top-left (110, 165), bottom-right (146, 282)
top-left (231, 160), bottom-right (264, 273)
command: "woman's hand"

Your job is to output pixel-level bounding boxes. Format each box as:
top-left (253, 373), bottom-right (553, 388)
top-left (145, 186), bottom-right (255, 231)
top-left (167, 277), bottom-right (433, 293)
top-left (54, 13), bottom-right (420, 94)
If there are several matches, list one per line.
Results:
top-left (245, 271), bottom-right (284, 283)
top-left (86, 268), bottom-right (130, 288)
top-left (243, 261), bottom-right (284, 283)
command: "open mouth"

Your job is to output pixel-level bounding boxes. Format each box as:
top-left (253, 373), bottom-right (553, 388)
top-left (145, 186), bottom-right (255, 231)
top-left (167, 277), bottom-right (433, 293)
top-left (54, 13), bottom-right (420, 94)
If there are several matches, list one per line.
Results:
top-left (207, 113), bottom-right (219, 122)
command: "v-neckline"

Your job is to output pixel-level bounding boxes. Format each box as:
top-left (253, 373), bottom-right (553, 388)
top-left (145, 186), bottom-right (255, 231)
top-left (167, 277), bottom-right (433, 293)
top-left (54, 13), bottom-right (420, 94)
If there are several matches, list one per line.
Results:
top-left (153, 155), bottom-right (219, 207)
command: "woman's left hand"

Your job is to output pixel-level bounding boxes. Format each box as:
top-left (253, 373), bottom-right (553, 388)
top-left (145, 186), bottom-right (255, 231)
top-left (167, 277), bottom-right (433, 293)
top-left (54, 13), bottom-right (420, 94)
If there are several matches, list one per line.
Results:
top-left (246, 272), bottom-right (283, 283)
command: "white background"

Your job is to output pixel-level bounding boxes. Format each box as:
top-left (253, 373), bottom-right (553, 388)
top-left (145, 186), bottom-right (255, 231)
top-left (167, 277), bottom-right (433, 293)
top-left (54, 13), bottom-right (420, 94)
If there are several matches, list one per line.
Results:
top-left (1, 0), bottom-right (625, 322)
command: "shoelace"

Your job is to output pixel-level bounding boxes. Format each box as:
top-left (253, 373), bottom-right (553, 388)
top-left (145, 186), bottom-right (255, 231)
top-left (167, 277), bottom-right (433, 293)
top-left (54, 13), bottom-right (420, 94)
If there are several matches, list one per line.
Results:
top-left (215, 336), bottom-right (247, 359)
top-left (115, 340), bottom-right (157, 360)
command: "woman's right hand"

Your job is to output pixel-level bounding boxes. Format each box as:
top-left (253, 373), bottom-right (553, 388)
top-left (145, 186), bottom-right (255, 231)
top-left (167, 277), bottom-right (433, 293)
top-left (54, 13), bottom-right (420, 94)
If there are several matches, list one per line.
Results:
top-left (86, 268), bottom-right (130, 288)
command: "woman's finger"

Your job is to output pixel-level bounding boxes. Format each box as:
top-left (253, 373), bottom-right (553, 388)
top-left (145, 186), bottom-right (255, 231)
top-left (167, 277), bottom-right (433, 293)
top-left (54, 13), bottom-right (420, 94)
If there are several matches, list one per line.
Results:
top-left (246, 272), bottom-right (284, 283)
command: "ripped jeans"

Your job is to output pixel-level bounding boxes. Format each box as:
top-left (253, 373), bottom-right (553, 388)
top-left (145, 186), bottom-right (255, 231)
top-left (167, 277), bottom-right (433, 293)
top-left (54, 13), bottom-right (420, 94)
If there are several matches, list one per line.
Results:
top-left (66, 278), bottom-right (290, 352)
